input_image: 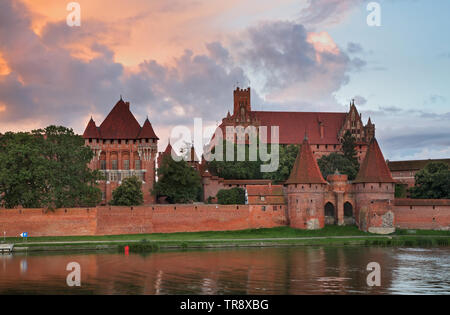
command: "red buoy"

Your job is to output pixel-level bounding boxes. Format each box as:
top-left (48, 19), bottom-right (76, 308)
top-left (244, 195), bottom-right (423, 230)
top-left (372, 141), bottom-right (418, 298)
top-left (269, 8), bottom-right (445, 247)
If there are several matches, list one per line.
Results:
top-left (124, 245), bottom-right (129, 256)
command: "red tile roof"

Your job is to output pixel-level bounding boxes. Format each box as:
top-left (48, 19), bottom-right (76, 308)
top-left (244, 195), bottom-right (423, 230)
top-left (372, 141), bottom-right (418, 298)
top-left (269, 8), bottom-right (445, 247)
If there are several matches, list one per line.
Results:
top-left (218, 111), bottom-right (347, 145)
top-left (254, 111), bottom-right (346, 145)
top-left (246, 185), bottom-right (284, 196)
top-left (387, 159), bottom-right (450, 172)
top-left (98, 99), bottom-right (142, 139)
top-left (138, 118), bottom-right (159, 139)
top-left (285, 137), bottom-right (327, 185)
top-left (354, 138), bottom-right (396, 183)
top-left (82, 118), bottom-right (100, 139)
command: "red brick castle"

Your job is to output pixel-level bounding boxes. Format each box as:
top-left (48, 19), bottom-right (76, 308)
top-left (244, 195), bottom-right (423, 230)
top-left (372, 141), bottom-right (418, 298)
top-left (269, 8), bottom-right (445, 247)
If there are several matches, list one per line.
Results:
top-left (83, 97), bottom-right (159, 204)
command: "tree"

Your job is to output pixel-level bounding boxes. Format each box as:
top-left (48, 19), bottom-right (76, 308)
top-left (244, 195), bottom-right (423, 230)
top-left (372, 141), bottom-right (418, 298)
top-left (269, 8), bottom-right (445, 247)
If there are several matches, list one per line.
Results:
top-left (153, 155), bottom-right (202, 203)
top-left (342, 130), bottom-right (359, 168)
top-left (0, 126), bottom-right (102, 209)
top-left (216, 187), bottom-right (246, 205)
top-left (263, 144), bottom-right (299, 182)
top-left (317, 153), bottom-right (359, 180)
top-left (207, 140), bottom-right (263, 180)
top-left (110, 176), bottom-right (144, 206)
top-left (409, 162), bottom-right (450, 199)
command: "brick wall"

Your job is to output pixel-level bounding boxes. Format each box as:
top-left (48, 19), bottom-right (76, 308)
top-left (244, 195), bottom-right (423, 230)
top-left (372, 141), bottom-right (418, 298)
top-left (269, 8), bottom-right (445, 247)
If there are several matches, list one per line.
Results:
top-left (393, 199), bottom-right (450, 230)
top-left (0, 204), bottom-right (288, 237)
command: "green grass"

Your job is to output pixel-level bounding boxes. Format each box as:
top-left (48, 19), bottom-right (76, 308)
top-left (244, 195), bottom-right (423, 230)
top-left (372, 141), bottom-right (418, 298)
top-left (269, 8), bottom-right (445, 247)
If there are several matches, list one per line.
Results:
top-left (4, 226), bottom-right (450, 253)
top-left (5, 226), bottom-right (370, 243)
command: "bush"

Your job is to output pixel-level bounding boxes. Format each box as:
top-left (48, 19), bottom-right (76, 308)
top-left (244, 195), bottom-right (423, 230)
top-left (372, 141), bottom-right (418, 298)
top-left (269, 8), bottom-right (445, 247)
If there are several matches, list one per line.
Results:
top-left (110, 176), bottom-right (144, 206)
top-left (217, 187), bottom-right (246, 205)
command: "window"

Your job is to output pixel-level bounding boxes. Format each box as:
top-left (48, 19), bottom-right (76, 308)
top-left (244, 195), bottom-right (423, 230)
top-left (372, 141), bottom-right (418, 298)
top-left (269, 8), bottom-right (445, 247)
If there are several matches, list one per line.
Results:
top-left (260, 196), bottom-right (265, 201)
top-left (112, 160), bottom-right (118, 170)
top-left (135, 160), bottom-right (141, 170)
top-left (123, 160), bottom-right (130, 170)
top-left (100, 160), bottom-right (106, 170)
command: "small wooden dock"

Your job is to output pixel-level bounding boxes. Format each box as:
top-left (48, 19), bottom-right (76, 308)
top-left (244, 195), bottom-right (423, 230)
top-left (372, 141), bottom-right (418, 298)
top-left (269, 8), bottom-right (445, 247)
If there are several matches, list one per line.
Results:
top-left (0, 244), bottom-right (14, 253)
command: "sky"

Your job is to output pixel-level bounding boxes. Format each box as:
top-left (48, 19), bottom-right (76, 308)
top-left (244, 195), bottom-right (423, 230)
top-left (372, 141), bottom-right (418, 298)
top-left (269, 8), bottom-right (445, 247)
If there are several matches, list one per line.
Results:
top-left (0, 0), bottom-right (449, 161)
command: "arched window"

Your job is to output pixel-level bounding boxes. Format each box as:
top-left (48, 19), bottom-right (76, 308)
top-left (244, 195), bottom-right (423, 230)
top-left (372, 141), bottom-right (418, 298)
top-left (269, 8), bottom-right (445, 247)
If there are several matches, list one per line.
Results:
top-left (344, 202), bottom-right (353, 217)
top-left (325, 202), bottom-right (335, 217)
top-left (122, 151), bottom-right (130, 170)
top-left (100, 152), bottom-right (106, 170)
top-left (111, 152), bottom-right (118, 170)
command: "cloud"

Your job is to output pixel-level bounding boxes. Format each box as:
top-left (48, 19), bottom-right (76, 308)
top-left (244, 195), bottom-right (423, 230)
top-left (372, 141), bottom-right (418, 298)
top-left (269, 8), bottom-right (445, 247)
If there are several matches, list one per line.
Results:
top-left (298, 0), bottom-right (365, 27)
top-left (231, 21), bottom-right (364, 105)
top-left (353, 95), bottom-right (367, 106)
top-left (347, 42), bottom-right (364, 54)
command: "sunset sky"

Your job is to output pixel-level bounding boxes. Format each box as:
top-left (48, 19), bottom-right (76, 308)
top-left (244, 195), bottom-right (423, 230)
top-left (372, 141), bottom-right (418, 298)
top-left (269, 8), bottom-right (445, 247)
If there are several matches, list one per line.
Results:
top-left (0, 0), bottom-right (449, 160)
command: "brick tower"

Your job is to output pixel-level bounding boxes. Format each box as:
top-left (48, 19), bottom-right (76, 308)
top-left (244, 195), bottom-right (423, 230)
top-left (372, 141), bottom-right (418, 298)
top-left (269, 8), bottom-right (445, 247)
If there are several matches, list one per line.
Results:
top-left (285, 135), bottom-right (328, 230)
top-left (353, 138), bottom-right (396, 229)
top-left (83, 98), bottom-right (159, 204)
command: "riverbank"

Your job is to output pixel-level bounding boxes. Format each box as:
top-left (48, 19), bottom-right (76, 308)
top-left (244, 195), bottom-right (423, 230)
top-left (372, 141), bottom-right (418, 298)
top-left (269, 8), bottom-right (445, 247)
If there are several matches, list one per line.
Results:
top-left (3, 226), bottom-right (450, 252)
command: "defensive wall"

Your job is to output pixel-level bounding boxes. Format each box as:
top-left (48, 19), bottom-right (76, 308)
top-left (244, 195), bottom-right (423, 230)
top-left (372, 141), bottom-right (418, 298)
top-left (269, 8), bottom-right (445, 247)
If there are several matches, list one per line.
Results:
top-left (0, 204), bottom-right (288, 237)
top-left (0, 199), bottom-right (449, 237)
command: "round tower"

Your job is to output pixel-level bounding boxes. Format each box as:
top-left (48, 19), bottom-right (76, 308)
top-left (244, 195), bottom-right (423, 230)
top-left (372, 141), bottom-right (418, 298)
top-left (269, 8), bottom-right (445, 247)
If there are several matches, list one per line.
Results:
top-left (286, 136), bottom-right (328, 230)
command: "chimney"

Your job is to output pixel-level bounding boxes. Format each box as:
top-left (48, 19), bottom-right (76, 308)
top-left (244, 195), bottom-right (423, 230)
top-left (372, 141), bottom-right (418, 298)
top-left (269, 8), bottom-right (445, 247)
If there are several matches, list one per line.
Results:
top-left (319, 122), bottom-right (324, 139)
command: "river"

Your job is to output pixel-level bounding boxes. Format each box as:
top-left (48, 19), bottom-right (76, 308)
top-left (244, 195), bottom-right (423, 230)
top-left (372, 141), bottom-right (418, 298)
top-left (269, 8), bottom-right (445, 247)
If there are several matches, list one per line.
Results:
top-left (0, 246), bottom-right (449, 295)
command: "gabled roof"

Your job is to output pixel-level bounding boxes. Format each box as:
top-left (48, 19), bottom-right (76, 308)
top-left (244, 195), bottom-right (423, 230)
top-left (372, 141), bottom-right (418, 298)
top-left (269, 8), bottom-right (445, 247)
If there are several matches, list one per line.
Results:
top-left (354, 138), bottom-right (396, 183)
top-left (82, 118), bottom-right (100, 139)
top-left (387, 159), bottom-right (450, 172)
top-left (98, 99), bottom-right (142, 139)
top-left (219, 111), bottom-right (347, 145)
top-left (138, 118), bottom-right (159, 139)
top-left (285, 136), bottom-right (327, 185)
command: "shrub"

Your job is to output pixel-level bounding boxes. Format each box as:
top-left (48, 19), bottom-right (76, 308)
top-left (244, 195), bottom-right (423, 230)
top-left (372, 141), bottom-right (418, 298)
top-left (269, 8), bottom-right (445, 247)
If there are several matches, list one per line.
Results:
top-left (217, 187), bottom-right (246, 205)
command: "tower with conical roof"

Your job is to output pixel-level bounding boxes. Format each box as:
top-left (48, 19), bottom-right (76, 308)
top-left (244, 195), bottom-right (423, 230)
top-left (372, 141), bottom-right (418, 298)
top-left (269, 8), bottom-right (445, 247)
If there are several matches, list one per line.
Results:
top-left (353, 138), bottom-right (396, 229)
top-left (286, 135), bottom-right (328, 230)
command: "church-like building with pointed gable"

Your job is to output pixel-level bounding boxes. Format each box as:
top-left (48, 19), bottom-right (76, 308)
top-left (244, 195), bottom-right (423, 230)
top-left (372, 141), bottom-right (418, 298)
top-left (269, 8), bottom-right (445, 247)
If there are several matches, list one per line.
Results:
top-left (216, 87), bottom-right (375, 162)
top-left (83, 98), bottom-right (159, 204)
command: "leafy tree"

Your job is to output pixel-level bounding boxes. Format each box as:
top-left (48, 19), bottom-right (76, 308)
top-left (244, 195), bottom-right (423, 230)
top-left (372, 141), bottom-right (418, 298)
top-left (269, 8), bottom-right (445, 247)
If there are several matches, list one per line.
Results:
top-left (395, 184), bottom-right (407, 198)
top-left (207, 140), bottom-right (263, 180)
top-left (263, 144), bottom-right (299, 182)
top-left (217, 188), bottom-right (246, 205)
top-left (409, 162), bottom-right (450, 199)
top-left (342, 130), bottom-right (359, 168)
top-left (0, 126), bottom-right (102, 209)
top-left (110, 176), bottom-right (144, 206)
top-left (153, 155), bottom-right (202, 203)
top-left (317, 153), bottom-right (359, 180)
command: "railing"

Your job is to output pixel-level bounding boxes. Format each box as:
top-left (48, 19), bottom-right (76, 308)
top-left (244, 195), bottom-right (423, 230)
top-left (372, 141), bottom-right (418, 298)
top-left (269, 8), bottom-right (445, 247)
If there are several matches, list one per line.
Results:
top-left (100, 170), bottom-right (146, 182)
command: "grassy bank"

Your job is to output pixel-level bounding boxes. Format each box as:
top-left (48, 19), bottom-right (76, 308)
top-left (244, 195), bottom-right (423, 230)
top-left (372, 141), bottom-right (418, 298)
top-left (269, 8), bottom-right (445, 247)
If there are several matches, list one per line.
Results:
top-left (3, 226), bottom-right (449, 253)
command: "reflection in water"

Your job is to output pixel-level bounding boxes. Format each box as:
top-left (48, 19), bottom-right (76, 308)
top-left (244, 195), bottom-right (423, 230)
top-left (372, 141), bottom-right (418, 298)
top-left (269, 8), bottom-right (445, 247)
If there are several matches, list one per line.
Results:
top-left (0, 247), bottom-right (448, 295)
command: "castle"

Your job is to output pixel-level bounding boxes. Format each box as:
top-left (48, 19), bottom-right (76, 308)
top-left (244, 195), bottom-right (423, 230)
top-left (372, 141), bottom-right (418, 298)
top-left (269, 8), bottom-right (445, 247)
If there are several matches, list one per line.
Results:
top-left (83, 97), bottom-right (159, 204)
top-left (80, 88), bottom-right (448, 233)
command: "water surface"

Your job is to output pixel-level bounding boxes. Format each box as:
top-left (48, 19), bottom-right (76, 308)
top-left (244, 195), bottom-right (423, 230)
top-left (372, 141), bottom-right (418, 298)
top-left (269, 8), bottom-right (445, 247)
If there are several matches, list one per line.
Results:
top-left (0, 246), bottom-right (448, 295)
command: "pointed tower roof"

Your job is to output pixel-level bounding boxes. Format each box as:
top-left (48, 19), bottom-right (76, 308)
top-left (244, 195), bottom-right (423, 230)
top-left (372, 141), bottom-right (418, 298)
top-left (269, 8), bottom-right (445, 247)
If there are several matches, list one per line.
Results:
top-left (190, 145), bottom-right (200, 162)
top-left (82, 117), bottom-right (100, 139)
top-left (98, 98), bottom-right (142, 139)
top-left (285, 136), bottom-right (327, 185)
top-left (354, 138), bottom-right (395, 183)
top-left (138, 118), bottom-right (159, 139)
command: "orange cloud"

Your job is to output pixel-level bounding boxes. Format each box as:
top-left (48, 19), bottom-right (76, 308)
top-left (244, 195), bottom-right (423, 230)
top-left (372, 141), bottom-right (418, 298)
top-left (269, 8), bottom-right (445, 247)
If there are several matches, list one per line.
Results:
top-left (21, 0), bottom-right (300, 66)
top-left (0, 52), bottom-right (11, 75)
